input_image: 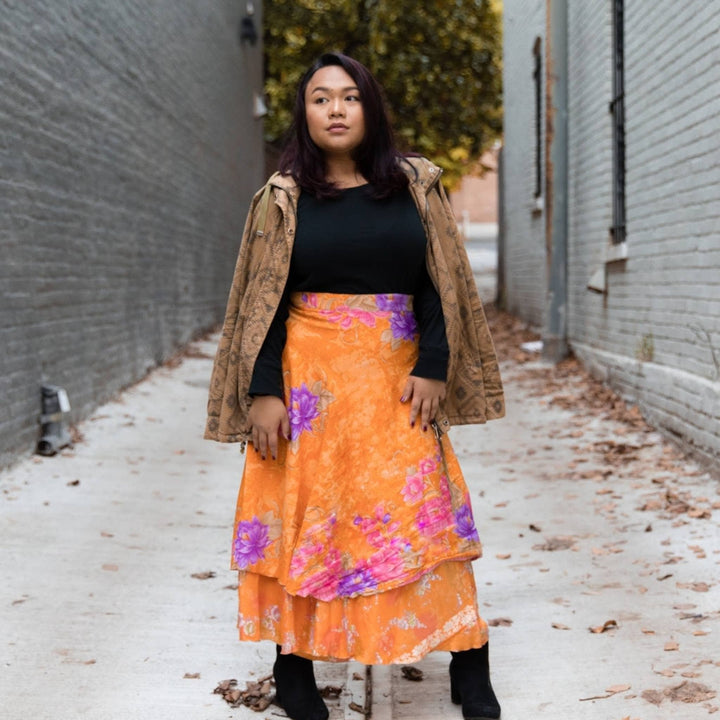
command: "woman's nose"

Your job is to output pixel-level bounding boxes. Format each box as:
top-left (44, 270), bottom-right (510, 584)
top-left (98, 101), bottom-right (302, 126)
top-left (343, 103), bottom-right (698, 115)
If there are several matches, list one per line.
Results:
top-left (329, 99), bottom-right (344, 116)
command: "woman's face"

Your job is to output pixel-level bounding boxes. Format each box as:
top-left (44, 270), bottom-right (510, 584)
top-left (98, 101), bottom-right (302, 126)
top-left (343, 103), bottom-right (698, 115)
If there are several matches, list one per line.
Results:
top-left (304, 65), bottom-right (365, 159)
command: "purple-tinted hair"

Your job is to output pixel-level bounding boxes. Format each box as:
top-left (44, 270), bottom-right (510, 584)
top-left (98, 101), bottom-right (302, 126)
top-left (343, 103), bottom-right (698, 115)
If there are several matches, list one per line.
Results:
top-left (278, 52), bottom-right (410, 199)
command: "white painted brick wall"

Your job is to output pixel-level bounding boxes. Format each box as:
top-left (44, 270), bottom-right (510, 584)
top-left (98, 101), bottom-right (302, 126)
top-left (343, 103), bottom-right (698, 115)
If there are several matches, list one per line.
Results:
top-left (0, 1), bottom-right (265, 467)
top-left (503, 0), bottom-right (720, 466)
top-left (501, 0), bottom-right (547, 329)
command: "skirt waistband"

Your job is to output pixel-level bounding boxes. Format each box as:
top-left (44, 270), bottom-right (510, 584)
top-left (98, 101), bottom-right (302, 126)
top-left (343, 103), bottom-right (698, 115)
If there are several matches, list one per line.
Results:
top-left (290, 292), bottom-right (414, 314)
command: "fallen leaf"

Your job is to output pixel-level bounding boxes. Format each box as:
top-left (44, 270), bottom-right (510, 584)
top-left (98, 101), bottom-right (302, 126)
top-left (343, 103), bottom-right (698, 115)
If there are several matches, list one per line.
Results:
top-left (496, 553), bottom-right (511, 560)
top-left (213, 674), bottom-right (274, 711)
top-left (667, 681), bottom-right (716, 703)
top-left (191, 571), bottom-right (216, 580)
top-left (642, 689), bottom-right (665, 705)
top-left (606, 684), bottom-right (631, 694)
top-left (529, 523), bottom-right (542, 532)
top-left (552, 623), bottom-right (571, 630)
top-left (488, 617), bottom-right (513, 627)
top-left (184, 672), bottom-right (201, 679)
top-left (533, 536), bottom-right (577, 551)
top-left (319, 685), bottom-right (342, 698)
top-left (589, 619), bottom-right (618, 634)
top-left (641, 628), bottom-right (655, 634)
top-left (400, 665), bottom-right (424, 681)
top-left (677, 581), bottom-right (710, 593)
top-left (67, 479), bottom-right (80, 486)
top-left (665, 641), bottom-right (679, 651)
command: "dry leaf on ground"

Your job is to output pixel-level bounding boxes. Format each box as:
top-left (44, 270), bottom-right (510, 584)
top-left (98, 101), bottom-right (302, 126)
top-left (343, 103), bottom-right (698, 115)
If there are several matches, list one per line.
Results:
top-left (642, 681), bottom-right (716, 706)
top-left (533, 536), bottom-right (577, 551)
top-left (400, 665), bottom-right (424, 681)
top-left (589, 619), bottom-right (618, 634)
top-left (191, 571), bottom-right (216, 580)
top-left (488, 617), bottom-right (513, 627)
top-left (213, 675), bottom-right (274, 711)
top-left (606, 684), bottom-right (631, 694)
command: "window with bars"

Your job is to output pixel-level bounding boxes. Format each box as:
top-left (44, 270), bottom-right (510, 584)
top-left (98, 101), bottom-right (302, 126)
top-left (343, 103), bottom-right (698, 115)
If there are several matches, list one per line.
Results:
top-left (533, 37), bottom-right (543, 200)
top-left (610, 0), bottom-right (626, 244)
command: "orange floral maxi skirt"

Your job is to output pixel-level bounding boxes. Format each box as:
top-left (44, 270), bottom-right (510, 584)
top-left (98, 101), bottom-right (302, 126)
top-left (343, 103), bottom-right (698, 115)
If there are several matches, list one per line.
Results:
top-left (233, 292), bottom-right (488, 664)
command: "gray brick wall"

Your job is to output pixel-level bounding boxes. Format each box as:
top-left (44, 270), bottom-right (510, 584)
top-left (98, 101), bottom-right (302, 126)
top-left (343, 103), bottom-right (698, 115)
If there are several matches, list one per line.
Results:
top-left (0, 1), bottom-right (265, 467)
top-left (500, 0), bottom-right (546, 329)
top-left (503, 0), bottom-right (720, 466)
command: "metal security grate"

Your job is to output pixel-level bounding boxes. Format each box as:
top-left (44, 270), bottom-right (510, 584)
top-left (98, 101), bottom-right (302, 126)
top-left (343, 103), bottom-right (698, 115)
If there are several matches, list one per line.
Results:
top-left (533, 38), bottom-right (543, 199)
top-left (609, 0), bottom-right (626, 244)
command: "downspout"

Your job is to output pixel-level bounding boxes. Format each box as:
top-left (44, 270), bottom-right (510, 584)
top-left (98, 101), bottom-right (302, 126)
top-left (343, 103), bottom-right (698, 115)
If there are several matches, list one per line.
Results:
top-left (496, 146), bottom-right (506, 309)
top-left (543, 0), bottom-right (569, 362)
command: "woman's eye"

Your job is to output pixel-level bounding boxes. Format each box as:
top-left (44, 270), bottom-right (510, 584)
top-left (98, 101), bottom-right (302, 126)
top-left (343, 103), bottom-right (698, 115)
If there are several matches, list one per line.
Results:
top-left (314, 97), bottom-right (328, 104)
top-left (347, 95), bottom-right (361, 102)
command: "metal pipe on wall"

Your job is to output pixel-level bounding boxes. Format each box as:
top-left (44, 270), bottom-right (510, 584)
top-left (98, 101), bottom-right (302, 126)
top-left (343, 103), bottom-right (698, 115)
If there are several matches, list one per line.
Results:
top-left (543, 0), bottom-right (569, 362)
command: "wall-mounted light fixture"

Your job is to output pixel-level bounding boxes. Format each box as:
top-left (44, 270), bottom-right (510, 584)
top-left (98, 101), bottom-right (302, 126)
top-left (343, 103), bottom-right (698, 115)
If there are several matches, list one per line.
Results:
top-left (253, 92), bottom-right (268, 119)
top-left (37, 384), bottom-right (72, 456)
top-left (239, 2), bottom-right (258, 46)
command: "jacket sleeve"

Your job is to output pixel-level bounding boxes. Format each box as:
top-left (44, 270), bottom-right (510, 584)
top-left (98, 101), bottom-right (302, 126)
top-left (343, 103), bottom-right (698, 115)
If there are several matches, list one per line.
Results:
top-left (204, 184), bottom-right (270, 441)
top-left (432, 180), bottom-right (505, 421)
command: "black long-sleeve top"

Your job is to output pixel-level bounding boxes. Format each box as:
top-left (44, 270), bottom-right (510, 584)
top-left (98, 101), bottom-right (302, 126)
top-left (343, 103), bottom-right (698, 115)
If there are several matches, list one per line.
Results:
top-left (249, 184), bottom-right (449, 398)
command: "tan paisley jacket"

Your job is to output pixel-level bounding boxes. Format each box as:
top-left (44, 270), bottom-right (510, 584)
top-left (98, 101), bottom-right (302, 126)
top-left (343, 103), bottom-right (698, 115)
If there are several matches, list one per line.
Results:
top-left (204, 156), bottom-right (504, 443)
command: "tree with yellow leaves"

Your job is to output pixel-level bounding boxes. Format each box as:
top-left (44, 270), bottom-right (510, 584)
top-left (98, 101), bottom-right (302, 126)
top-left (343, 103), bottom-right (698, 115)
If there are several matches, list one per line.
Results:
top-left (264, 0), bottom-right (502, 187)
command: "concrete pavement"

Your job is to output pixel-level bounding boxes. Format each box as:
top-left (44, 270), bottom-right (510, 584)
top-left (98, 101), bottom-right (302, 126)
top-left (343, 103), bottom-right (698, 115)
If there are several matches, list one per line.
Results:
top-left (2, 315), bottom-right (718, 719)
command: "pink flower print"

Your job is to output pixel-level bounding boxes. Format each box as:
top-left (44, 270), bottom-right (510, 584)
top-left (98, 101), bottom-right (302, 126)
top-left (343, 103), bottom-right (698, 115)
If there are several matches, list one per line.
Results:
top-left (416, 496), bottom-right (453, 538)
top-left (297, 548), bottom-right (343, 601)
top-left (402, 473), bottom-right (425, 504)
top-left (321, 306), bottom-right (377, 329)
top-left (367, 545), bottom-right (406, 584)
top-left (454, 504), bottom-right (480, 542)
top-left (233, 517), bottom-right (272, 568)
top-left (301, 292), bottom-right (318, 308)
top-left (418, 458), bottom-right (438, 475)
top-left (289, 541), bottom-right (323, 577)
top-left (288, 383), bottom-right (320, 441)
top-left (439, 474), bottom-right (452, 505)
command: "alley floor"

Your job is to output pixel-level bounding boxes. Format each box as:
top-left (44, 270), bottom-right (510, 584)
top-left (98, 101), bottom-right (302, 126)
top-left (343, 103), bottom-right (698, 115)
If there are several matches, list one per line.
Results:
top-left (1, 307), bottom-right (718, 720)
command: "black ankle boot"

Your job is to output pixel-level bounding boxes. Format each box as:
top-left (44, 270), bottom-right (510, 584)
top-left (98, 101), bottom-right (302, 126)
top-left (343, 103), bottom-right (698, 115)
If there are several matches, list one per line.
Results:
top-left (273, 645), bottom-right (329, 720)
top-left (449, 644), bottom-right (501, 720)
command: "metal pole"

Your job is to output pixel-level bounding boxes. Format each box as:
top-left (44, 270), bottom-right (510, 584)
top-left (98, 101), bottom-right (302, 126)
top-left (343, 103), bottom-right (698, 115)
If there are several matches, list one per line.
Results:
top-left (543, 0), bottom-right (569, 362)
top-left (496, 146), bottom-right (506, 308)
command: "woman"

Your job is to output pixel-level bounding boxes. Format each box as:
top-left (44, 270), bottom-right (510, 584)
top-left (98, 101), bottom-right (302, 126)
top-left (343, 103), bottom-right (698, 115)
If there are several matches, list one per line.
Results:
top-left (206, 53), bottom-right (504, 720)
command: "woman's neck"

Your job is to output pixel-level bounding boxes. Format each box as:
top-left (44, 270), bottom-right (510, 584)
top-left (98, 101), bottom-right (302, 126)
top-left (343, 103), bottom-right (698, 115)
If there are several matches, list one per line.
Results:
top-left (324, 156), bottom-right (367, 189)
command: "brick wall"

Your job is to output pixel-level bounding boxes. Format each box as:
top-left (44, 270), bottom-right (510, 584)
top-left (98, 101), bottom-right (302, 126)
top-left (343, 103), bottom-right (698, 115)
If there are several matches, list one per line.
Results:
top-left (0, 1), bottom-right (265, 467)
top-left (450, 149), bottom-right (499, 225)
top-left (501, 0), bottom-right (547, 327)
top-left (502, 0), bottom-right (720, 466)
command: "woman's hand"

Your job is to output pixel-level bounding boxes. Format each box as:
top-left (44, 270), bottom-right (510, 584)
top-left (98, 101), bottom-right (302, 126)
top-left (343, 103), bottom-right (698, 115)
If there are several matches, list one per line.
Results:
top-left (248, 395), bottom-right (290, 460)
top-left (400, 376), bottom-right (447, 432)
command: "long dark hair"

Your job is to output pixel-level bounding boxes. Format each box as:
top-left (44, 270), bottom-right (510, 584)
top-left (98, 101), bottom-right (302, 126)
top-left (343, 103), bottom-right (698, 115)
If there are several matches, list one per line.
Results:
top-left (278, 52), bottom-right (410, 199)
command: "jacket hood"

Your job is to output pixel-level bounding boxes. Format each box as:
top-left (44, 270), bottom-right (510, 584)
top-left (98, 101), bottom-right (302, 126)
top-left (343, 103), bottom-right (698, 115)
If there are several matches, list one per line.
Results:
top-left (267, 155), bottom-right (443, 195)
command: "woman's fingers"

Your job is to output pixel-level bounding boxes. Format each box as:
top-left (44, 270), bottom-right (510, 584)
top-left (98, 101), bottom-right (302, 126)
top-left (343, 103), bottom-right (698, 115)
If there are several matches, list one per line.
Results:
top-left (248, 395), bottom-right (289, 461)
top-left (403, 376), bottom-right (446, 431)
